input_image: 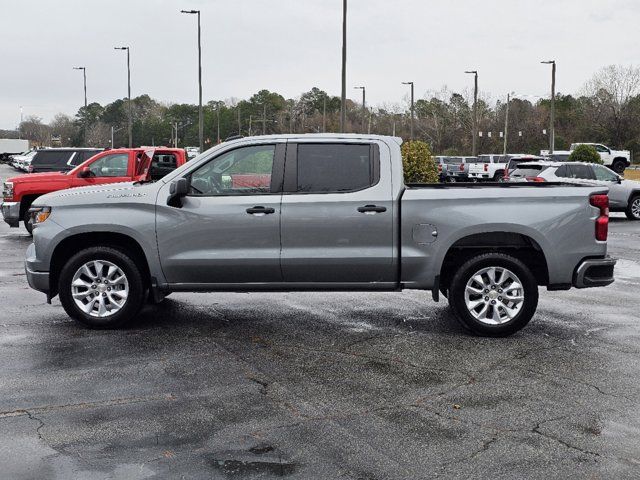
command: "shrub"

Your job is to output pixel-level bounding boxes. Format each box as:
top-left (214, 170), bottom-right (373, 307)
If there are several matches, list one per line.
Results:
top-left (568, 144), bottom-right (603, 164)
top-left (401, 140), bottom-right (439, 183)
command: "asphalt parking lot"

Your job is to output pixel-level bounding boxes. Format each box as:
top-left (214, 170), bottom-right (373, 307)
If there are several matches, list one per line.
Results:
top-left (1, 162), bottom-right (639, 479)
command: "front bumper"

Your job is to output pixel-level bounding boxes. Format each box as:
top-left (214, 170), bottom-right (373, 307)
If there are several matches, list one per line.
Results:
top-left (1, 201), bottom-right (20, 227)
top-left (25, 243), bottom-right (50, 294)
top-left (573, 257), bottom-right (616, 288)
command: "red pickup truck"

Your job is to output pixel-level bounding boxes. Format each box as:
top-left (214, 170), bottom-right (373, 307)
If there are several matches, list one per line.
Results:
top-left (2, 147), bottom-right (187, 233)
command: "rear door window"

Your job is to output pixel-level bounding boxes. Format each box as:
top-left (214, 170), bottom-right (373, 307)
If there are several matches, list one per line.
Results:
top-left (568, 164), bottom-right (596, 180)
top-left (295, 144), bottom-right (375, 193)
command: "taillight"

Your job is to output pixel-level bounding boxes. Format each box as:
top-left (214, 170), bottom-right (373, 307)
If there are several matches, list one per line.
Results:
top-left (438, 164), bottom-right (442, 172)
top-left (459, 164), bottom-right (464, 172)
top-left (525, 176), bottom-right (546, 182)
top-left (28, 165), bottom-right (33, 173)
top-left (590, 194), bottom-right (609, 241)
top-left (483, 163), bottom-right (488, 172)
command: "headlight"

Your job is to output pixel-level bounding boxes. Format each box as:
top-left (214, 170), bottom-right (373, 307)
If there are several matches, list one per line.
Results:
top-left (2, 182), bottom-right (13, 201)
top-left (29, 206), bottom-right (52, 225)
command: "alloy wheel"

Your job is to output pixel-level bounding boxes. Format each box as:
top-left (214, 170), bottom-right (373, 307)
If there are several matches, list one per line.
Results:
top-left (464, 266), bottom-right (524, 325)
top-left (71, 260), bottom-right (129, 317)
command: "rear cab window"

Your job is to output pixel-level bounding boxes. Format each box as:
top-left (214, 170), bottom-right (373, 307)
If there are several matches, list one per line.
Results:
top-left (285, 143), bottom-right (379, 193)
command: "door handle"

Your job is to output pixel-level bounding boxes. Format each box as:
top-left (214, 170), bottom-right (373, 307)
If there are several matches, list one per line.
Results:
top-left (357, 205), bottom-right (387, 213)
top-left (246, 206), bottom-right (275, 215)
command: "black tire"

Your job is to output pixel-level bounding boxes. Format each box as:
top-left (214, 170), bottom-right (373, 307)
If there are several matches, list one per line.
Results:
top-left (23, 209), bottom-right (33, 235)
top-left (447, 253), bottom-right (539, 337)
top-left (611, 159), bottom-right (627, 175)
top-left (493, 171), bottom-right (504, 182)
top-left (58, 247), bottom-right (145, 329)
top-left (626, 194), bottom-right (640, 221)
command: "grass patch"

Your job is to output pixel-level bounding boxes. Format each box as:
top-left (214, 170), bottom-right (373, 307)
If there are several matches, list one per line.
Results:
top-left (624, 169), bottom-right (640, 181)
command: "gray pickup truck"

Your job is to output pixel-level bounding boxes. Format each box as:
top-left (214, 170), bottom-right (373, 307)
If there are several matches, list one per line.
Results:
top-left (24, 134), bottom-right (616, 336)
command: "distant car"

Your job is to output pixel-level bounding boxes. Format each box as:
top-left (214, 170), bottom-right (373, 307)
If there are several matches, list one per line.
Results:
top-left (10, 150), bottom-right (34, 170)
top-left (28, 148), bottom-right (103, 174)
top-left (445, 156), bottom-right (473, 181)
top-left (503, 155), bottom-right (545, 178)
top-left (185, 146), bottom-right (200, 160)
top-left (434, 156), bottom-right (450, 182)
top-left (468, 154), bottom-right (509, 181)
top-left (508, 160), bottom-right (640, 220)
top-left (541, 143), bottom-right (631, 174)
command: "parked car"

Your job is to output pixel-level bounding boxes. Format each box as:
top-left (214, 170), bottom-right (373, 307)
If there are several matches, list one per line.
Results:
top-left (2, 148), bottom-right (187, 234)
top-left (10, 150), bottom-right (37, 171)
top-left (28, 148), bottom-right (103, 174)
top-left (541, 143), bottom-right (631, 174)
top-left (468, 154), bottom-right (509, 181)
top-left (185, 146), bottom-right (200, 160)
top-left (503, 155), bottom-right (545, 178)
top-left (445, 156), bottom-right (473, 181)
top-left (434, 156), bottom-right (450, 182)
top-left (507, 160), bottom-right (640, 220)
top-left (0, 139), bottom-right (29, 161)
top-left (24, 134), bottom-right (615, 337)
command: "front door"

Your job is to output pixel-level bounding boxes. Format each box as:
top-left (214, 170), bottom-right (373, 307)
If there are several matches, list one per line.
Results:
top-left (70, 152), bottom-right (132, 187)
top-left (280, 141), bottom-right (395, 284)
top-left (156, 143), bottom-right (284, 285)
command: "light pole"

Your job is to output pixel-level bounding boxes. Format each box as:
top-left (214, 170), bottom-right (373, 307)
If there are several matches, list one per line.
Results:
top-left (465, 70), bottom-right (478, 156)
top-left (340, 0), bottom-right (347, 132)
top-left (354, 86), bottom-right (365, 133)
top-left (503, 92), bottom-right (515, 155)
top-left (541, 60), bottom-right (556, 154)
top-left (73, 67), bottom-right (87, 108)
top-left (181, 9), bottom-right (203, 152)
top-left (114, 47), bottom-right (132, 147)
top-left (402, 81), bottom-right (414, 140)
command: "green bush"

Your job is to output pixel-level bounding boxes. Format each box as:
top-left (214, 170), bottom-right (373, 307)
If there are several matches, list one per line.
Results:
top-left (401, 140), bottom-right (439, 183)
top-left (568, 144), bottom-right (603, 164)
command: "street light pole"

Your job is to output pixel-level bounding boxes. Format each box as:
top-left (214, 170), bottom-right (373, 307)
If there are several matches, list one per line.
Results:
top-left (340, 0), bottom-right (347, 132)
top-left (216, 103), bottom-right (221, 143)
top-left (402, 82), bottom-right (414, 140)
top-left (73, 67), bottom-right (87, 108)
top-left (541, 60), bottom-right (556, 154)
top-left (114, 47), bottom-right (132, 147)
top-left (465, 70), bottom-right (478, 156)
top-left (354, 86), bottom-right (365, 133)
top-left (503, 92), bottom-right (515, 155)
top-left (181, 10), bottom-right (203, 152)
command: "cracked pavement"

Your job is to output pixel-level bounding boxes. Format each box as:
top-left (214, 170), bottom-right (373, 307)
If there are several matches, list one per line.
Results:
top-left (1, 162), bottom-right (640, 479)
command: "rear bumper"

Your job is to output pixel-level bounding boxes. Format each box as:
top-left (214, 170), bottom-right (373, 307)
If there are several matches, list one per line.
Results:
top-left (573, 257), bottom-right (616, 288)
top-left (1, 201), bottom-right (20, 227)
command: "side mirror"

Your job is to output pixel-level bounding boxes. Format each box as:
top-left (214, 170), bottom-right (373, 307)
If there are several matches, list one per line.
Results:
top-left (78, 167), bottom-right (92, 178)
top-left (167, 178), bottom-right (189, 208)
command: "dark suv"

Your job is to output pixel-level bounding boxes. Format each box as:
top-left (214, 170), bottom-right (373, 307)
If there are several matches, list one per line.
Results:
top-left (29, 148), bottom-right (103, 173)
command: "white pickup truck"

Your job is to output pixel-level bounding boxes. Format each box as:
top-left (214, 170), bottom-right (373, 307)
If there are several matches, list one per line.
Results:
top-left (468, 155), bottom-right (509, 181)
top-left (541, 143), bottom-right (630, 174)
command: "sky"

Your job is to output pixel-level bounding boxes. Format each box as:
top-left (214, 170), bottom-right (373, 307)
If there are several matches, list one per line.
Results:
top-left (1, 0), bottom-right (639, 129)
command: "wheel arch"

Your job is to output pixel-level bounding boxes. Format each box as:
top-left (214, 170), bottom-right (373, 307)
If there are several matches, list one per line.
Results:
top-left (438, 231), bottom-right (550, 294)
top-left (49, 232), bottom-right (151, 299)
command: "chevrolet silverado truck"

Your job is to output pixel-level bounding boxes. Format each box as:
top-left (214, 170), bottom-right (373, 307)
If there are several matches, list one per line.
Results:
top-left (2, 147), bottom-right (187, 234)
top-left (24, 134), bottom-right (616, 336)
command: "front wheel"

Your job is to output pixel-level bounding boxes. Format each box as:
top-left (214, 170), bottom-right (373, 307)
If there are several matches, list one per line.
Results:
top-left (58, 247), bottom-right (145, 328)
top-left (448, 253), bottom-right (539, 336)
top-left (626, 194), bottom-right (640, 220)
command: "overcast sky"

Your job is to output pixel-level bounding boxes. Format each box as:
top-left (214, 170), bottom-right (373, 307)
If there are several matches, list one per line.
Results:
top-left (1, 0), bottom-right (638, 129)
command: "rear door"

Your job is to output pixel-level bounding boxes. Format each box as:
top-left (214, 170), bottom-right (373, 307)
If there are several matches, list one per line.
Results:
top-left (280, 141), bottom-right (395, 284)
top-left (156, 143), bottom-right (285, 284)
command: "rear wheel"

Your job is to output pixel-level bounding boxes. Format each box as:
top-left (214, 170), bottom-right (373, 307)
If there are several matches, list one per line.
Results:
top-left (448, 253), bottom-right (538, 336)
top-left (626, 195), bottom-right (640, 220)
top-left (58, 247), bottom-right (145, 328)
top-left (493, 171), bottom-right (504, 182)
